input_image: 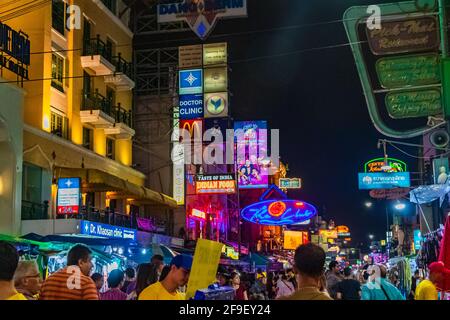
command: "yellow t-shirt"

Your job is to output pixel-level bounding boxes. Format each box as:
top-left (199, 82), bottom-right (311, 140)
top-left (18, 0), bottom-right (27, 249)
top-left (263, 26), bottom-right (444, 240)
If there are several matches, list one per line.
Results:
top-left (415, 280), bottom-right (438, 300)
top-left (138, 282), bottom-right (185, 301)
top-left (6, 292), bottom-right (28, 300)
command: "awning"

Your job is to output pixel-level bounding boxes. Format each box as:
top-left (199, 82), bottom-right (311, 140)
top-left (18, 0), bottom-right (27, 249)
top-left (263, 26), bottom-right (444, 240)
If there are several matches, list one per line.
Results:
top-left (410, 182), bottom-right (450, 206)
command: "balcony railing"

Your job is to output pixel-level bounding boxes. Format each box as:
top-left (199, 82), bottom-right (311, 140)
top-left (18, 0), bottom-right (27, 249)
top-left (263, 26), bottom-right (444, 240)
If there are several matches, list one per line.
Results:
top-left (112, 104), bottom-right (133, 128)
top-left (78, 207), bottom-right (136, 229)
top-left (82, 89), bottom-right (113, 115)
top-left (83, 35), bottom-right (113, 63)
top-left (22, 200), bottom-right (49, 220)
top-left (112, 53), bottom-right (134, 80)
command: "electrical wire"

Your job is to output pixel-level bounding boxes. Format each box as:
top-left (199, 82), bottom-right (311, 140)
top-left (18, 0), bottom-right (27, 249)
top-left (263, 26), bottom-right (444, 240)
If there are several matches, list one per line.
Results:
top-left (387, 141), bottom-right (450, 160)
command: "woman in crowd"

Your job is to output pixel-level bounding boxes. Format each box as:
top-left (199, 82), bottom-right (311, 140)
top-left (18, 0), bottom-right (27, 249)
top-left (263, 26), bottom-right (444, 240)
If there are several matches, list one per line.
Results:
top-left (127, 263), bottom-right (159, 300)
top-left (230, 272), bottom-right (248, 300)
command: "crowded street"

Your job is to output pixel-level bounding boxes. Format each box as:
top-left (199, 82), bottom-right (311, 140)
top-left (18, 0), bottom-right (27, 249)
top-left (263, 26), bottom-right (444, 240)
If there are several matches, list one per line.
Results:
top-left (0, 0), bottom-right (450, 307)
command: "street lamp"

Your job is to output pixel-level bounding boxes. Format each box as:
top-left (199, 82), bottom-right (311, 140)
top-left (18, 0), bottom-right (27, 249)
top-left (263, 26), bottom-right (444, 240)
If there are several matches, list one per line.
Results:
top-left (364, 201), bottom-right (373, 208)
top-left (369, 234), bottom-right (374, 240)
top-left (394, 202), bottom-right (406, 211)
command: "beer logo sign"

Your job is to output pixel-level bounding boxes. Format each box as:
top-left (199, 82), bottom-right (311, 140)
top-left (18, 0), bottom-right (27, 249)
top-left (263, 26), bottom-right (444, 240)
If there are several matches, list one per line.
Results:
top-left (205, 93), bottom-right (228, 118)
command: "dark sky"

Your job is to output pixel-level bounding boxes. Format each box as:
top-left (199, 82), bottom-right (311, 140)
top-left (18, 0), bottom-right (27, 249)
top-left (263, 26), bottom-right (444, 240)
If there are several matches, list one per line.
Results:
top-left (222, 0), bottom-right (416, 245)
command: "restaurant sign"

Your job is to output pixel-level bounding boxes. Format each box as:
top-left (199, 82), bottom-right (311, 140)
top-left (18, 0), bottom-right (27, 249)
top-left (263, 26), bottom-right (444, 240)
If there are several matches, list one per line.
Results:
top-left (0, 22), bottom-right (30, 81)
top-left (385, 89), bottom-right (442, 119)
top-left (365, 158), bottom-right (407, 173)
top-left (196, 174), bottom-right (236, 194)
top-left (376, 54), bottom-right (440, 89)
top-left (366, 16), bottom-right (439, 55)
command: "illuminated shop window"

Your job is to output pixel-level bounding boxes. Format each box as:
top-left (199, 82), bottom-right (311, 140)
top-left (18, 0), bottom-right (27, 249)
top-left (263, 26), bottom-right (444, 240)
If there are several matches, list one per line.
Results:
top-left (50, 111), bottom-right (69, 140)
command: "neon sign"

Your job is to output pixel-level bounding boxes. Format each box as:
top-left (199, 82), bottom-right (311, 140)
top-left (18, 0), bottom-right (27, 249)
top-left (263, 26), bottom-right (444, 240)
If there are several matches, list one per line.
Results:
top-left (191, 208), bottom-right (207, 220)
top-left (364, 158), bottom-right (407, 173)
top-left (241, 200), bottom-right (317, 226)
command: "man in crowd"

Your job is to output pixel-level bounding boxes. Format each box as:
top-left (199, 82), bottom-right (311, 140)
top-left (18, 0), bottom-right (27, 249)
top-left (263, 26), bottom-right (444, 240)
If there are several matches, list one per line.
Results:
top-left (14, 260), bottom-right (43, 300)
top-left (101, 269), bottom-right (127, 300)
top-left (139, 254), bottom-right (192, 300)
top-left (151, 254), bottom-right (165, 280)
top-left (40, 244), bottom-right (99, 300)
top-left (279, 243), bottom-right (332, 300)
top-left (326, 261), bottom-right (341, 299)
top-left (0, 241), bottom-right (27, 300)
top-left (408, 270), bottom-right (421, 300)
top-left (336, 267), bottom-right (361, 300)
top-left (121, 267), bottom-right (135, 293)
top-left (415, 262), bottom-right (446, 300)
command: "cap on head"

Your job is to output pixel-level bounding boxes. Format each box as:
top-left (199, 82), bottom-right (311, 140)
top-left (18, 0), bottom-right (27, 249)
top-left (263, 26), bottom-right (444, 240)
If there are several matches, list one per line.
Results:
top-left (170, 254), bottom-right (193, 271)
top-left (429, 261), bottom-right (445, 275)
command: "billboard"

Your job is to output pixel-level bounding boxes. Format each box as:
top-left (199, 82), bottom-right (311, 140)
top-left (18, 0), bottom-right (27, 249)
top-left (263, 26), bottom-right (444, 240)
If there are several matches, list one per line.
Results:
top-left (179, 94), bottom-right (204, 119)
top-left (234, 121), bottom-right (269, 189)
top-left (204, 92), bottom-right (228, 118)
top-left (204, 67), bottom-right (228, 93)
top-left (179, 69), bottom-right (203, 95)
top-left (283, 231), bottom-right (308, 250)
top-left (196, 174), bottom-right (236, 194)
top-left (358, 172), bottom-right (411, 190)
top-left (57, 178), bottom-right (81, 214)
top-left (364, 158), bottom-right (407, 173)
top-left (179, 44), bottom-right (203, 69)
top-left (203, 42), bottom-right (227, 66)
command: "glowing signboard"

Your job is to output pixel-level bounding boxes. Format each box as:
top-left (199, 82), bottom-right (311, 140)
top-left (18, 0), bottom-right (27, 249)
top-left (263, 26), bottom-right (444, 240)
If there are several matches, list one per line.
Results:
top-left (365, 158), bottom-right (407, 173)
top-left (283, 231), bottom-right (309, 250)
top-left (57, 178), bottom-right (81, 214)
top-left (358, 172), bottom-right (411, 190)
top-left (196, 174), bottom-right (236, 194)
top-left (191, 209), bottom-right (207, 220)
top-left (241, 200), bottom-right (317, 226)
top-left (179, 69), bottom-right (203, 95)
top-left (203, 42), bottom-right (227, 66)
top-left (279, 178), bottom-right (302, 189)
top-left (319, 229), bottom-right (338, 239)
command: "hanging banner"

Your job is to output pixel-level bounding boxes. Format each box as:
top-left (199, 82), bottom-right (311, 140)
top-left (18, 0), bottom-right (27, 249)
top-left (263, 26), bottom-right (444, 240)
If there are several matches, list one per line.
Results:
top-left (158, 0), bottom-right (248, 40)
top-left (186, 239), bottom-right (224, 300)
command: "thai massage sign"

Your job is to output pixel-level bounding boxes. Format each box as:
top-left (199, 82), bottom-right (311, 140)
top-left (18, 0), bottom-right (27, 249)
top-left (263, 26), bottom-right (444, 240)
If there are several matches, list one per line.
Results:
top-left (376, 54), bottom-right (440, 89)
top-left (196, 174), bottom-right (236, 194)
top-left (385, 89), bottom-right (442, 119)
top-left (158, 0), bottom-right (248, 40)
top-left (0, 21), bottom-right (30, 80)
top-left (366, 16), bottom-right (439, 55)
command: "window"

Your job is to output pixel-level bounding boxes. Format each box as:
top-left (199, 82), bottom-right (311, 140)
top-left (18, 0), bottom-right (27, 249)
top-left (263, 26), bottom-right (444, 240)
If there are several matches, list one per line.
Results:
top-left (101, 0), bottom-right (117, 15)
top-left (22, 163), bottom-right (43, 204)
top-left (52, 0), bottom-right (66, 36)
top-left (51, 111), bottom-right (69, 139)
top-left (106, 138), bottom-right (115, 160)
top-left (83, 127), bottom-right (94, 150)
top-left (51, 53), bottom-right (64, 92)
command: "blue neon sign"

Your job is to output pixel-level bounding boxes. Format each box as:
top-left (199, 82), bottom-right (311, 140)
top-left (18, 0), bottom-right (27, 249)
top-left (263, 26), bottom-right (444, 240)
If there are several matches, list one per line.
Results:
top-left (358, 172), bottom-right (410, 190)
top-left (179, 69), bottom-right (203, 95)
top-left (80, 221), bottom-right (136, 241)
top-left (241, 200), bottom-right (318, 226)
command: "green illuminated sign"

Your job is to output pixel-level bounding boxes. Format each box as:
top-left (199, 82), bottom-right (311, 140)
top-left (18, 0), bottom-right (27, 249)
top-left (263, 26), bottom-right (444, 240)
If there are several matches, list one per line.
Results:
top-left (376, 54), bottom-right (440, 89)
top-left (364, 158), bottom-right (407, 173)
top-left (386, 89), bottom-right (442, 119)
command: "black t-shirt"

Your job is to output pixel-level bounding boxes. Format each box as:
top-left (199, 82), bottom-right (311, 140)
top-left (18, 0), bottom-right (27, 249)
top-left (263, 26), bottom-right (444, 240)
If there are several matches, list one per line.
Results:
top-left (336, 279), bottom-right (361, 300)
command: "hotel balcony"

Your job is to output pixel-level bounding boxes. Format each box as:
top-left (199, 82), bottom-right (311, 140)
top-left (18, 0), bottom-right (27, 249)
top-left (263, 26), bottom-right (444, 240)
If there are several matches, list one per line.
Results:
top-left (81, 36), bottom-right (116, 76)
top-left (104, 104), bottom-right (135, 140)
top-left (104, 54), bottom-right (136, 92)
top-left (80, 90), bottom-right (115, 128)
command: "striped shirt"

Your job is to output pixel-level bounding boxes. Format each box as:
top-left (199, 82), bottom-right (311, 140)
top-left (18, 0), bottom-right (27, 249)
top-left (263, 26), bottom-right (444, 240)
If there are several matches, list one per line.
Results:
top-left (39, 267), bottom-right (99, 300)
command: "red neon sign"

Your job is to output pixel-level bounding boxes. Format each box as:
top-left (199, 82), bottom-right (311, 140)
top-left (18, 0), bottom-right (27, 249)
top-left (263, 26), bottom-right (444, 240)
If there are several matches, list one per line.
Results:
top-left (268, 201), bottom-right (287, 217)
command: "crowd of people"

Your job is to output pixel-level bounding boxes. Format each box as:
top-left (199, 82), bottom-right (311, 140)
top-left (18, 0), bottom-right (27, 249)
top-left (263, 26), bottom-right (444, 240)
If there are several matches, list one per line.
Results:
top-left (0, 240), bottom-right (446, 300)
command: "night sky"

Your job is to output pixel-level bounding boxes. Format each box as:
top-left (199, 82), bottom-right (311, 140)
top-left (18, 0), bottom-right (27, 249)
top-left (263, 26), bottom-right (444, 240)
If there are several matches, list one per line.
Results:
top-left (217, 0), bottom-right (414, 245)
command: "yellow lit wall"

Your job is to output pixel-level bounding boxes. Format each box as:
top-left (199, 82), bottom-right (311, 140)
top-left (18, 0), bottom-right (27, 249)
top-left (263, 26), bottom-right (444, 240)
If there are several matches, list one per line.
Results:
top-left (116, 139), bottom-right (132, 166)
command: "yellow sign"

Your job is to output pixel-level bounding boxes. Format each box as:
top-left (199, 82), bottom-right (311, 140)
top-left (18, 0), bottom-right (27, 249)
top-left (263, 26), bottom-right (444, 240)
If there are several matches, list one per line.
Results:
top-left (381, 240), bottom-right (386, 246)
top-left (311, 235), bottom-right (320, 244)
top-left (283, 231), bottom-right (304, 250)
top-left (319, 229), bottom-right (338, 239)
top-left (204, 67), bottom-right (228, 93)
top-left (179, 45), bottom-right (203, 69)
top-left (186, 239), bottom-right (224, 300)
top-left (203, 43), bottom-right (227, 66)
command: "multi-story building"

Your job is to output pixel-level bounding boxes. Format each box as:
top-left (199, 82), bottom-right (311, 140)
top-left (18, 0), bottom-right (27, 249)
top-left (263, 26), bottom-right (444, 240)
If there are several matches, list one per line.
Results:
top-left (1, 0), bottom-right (176, 236)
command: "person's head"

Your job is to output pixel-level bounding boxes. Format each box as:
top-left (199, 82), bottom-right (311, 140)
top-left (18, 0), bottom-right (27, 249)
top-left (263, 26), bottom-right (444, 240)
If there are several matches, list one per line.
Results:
top-left (136, 263), bottom-right (159, 297)
top-left (125, 267), bottom-right (135, 281)
top-left (328, 261), bottom-right (340, 274)
top-left (414, 270), bottom-right (420, 278)
top-left (0, 241), bottom-right (19, 283)
top-left (91, 273), bottom-right (104, 290)
top-left (107, 269), bottom-right (124, 289)
top-left (218, 273), bottom-right (228, 286)
top-left (429, 262), bottom-right (445, 285)
top-left (281, 272), bottom-right (288, 281)
top-left (151, 254), bottom-right (164, 273)
top-left (13, 260), bottom-right (42, 295)
top-left (67, 244), bottom-right (93, 276)
top-left (294, 243), bottom-right (326, 282)
top-left (343, 267), bottom-right (352, 278)
top-left (166, 254), bottom-right (193, 287)
top-left (159, 265), bottom-right (171, 282)
top-left (231, 272), bottom-right (241, 286)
